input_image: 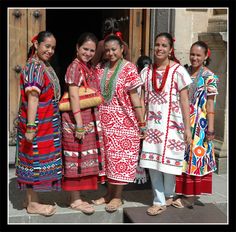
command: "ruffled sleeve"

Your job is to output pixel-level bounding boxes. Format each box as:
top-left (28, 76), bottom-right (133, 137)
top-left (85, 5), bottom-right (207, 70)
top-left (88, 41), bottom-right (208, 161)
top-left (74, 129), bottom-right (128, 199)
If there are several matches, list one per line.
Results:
top-left (23, 61), bottom-right (45, 95)
top-left (65, 59), bottom-right (84, 87)
top-left (175, 65), bottom-right (192, 91)
top-left (124, 62), bottom-right (143, 91)
top-left (205, 73), bottom-right (219, 96)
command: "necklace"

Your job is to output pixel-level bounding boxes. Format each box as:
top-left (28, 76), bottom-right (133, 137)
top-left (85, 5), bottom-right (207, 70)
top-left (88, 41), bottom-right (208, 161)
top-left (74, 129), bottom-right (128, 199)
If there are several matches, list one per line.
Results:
top-left (100, 59), bottom-right (123, 103)
top-left (152, 62), bottom-right (170, 93)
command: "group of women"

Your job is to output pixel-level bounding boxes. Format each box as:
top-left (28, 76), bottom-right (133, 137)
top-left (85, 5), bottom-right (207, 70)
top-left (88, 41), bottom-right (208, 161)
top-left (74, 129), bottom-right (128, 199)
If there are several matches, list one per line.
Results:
top-left (15, 26), bottom-right (219, 218)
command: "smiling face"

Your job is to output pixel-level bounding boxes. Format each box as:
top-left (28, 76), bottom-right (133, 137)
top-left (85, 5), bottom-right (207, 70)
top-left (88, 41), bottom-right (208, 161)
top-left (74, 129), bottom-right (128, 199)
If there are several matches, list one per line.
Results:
top-left (104, 40), bottom-right (124, 64)
top-left (154, 36), bottom-right (172, 62)
top-left (35, 36), bottom-right (56, 62)
top-left (76, 40), bottom-right (96, 63)
top-left (190, 45), bottom-right (207, 69)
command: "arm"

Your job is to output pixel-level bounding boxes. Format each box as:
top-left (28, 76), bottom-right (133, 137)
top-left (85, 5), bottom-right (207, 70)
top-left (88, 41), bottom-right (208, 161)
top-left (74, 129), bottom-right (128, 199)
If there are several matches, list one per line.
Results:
top-left (69, 85), bottom-right (84, 140)
top-left (25, 90), bottom-right (39, 142)
top-left (206, 95), bottom-right (216, 140)
top-left (179, 87), bottom-right (192, 145)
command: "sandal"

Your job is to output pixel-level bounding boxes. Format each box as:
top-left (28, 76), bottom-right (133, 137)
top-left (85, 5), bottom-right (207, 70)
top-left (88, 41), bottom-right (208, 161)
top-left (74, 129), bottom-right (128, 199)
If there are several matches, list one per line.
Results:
top-left (70, 201), bottom-right (95, 215)
top-left (171, 198), bottom-right (185, 208)
top-left (91, 196), bottom-right (109, 206)
top-left (105, 198), bottom-right (123, 213)
top-left (147, 205), bottom-right (167, 216)
top-left (165, 198), bottom-right (173, 206)
top-left (26, 203), bottom-right (57, 217)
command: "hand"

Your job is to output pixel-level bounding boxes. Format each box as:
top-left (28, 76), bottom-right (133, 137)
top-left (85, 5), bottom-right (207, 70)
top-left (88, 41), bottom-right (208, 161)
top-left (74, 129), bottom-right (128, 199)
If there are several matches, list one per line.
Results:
top-left (25, 132), bottom-right (36, 143)
top-left (75, 131), bottom-right (85, 140)
top-left (184, 128), bottom-right (192, 145)
top-left (139, 126), bottom-right (147, 140)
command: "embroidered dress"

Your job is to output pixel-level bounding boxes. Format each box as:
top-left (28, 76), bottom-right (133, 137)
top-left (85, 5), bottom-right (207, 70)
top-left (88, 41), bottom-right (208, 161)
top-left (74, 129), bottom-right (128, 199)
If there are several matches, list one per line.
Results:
top-left (96, 61), bottom-right (143, 183)
top-left (175, 67), bottom-right (219, 196)
top-left (61, 58), bottom-right (103, 191)
top-left (139, 64), bottom-right (192, 175)
top-left (16, 58), bottom-right (62, 192)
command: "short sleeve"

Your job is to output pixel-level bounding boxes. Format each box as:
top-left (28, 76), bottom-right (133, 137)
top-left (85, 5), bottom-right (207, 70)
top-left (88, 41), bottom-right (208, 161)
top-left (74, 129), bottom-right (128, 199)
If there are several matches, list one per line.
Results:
top-left (205, 74), bottom-right (219, 96)
top-left (23, 61), bottom-right (45, 95)
top-left (65, 59), bottom-right (84, 87)
top-left (176, 65), bottom-right (192, 91)
top-left (124, 62), bottom-right (143, 91)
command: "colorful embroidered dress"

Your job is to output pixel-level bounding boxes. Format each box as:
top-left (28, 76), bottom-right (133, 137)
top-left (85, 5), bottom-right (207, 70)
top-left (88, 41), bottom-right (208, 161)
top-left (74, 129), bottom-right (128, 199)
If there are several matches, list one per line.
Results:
top-left (182, 67), bottom-right (219, 176)
top-left (139, 63), bottom-right (192, 175)
top-left (61, 58), bottom-right (103, 191)
top-left (95, 60), bottom-right (143, 183)
top-left (16, 58), bottom-right (62, 191)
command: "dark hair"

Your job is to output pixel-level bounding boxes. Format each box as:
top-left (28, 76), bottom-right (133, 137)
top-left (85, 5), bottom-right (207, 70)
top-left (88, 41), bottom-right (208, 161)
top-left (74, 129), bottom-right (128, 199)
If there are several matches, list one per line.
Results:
top-left (104, 34), bottom-right (124, 48)
top-left (136, 55), bottom-right (152, 73)
top-left (27, 31), bottom-right (55, 59)
top-left (191, 40), bottom-right (211, 66)
top-left (102, 17), bottom-right (120, 38)
top-left (155, 32), bottom-right (180, 63)
top-left (77, 32), bottom-right (98, 48)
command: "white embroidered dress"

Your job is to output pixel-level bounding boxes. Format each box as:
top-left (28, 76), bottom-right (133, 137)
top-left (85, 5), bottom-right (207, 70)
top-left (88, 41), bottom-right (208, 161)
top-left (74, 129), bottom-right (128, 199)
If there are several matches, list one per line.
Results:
top-left (139, 63), bottom-right (192, 175)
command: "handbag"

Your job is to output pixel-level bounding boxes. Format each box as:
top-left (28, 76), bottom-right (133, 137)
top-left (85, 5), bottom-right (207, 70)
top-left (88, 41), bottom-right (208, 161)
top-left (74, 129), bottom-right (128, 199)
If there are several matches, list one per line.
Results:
top-left (59, 77), bottom-right (104, 111)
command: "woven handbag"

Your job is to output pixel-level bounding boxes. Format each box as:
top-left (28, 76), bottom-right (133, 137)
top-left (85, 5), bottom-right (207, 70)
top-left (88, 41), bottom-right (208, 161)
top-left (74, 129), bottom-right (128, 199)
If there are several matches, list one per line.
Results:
top-left (59, 78), bottom-right (104, 111)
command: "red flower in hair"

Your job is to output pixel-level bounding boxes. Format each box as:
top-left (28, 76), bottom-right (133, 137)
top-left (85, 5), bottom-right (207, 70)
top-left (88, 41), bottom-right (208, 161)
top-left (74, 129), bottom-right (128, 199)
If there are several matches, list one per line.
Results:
top-left (207, 48), bottom-right (211, 58)
top-left (115, 31), bottom-right (123, 41)
top-left (31, 35), bottom-right (38, 43)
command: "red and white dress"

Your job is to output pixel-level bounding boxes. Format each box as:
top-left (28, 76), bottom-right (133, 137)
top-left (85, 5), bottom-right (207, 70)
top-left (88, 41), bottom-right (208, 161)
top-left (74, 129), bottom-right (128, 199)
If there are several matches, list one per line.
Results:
top-left (139, 63), bottom-right (192, 175)
top-left (96, 61), bottom-right (143, 183)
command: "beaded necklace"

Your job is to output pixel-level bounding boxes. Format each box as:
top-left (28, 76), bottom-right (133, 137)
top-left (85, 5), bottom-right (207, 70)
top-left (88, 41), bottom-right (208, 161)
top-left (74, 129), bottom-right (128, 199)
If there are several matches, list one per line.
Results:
top-left (152, 61), bottom-right (170, 93)
top-left (100, 59), bottom-right (123, 103)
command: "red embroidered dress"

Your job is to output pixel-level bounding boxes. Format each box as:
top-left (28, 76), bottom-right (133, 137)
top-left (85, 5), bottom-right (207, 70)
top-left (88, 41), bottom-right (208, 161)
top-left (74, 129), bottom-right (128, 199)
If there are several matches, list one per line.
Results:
top-left (61, 59), bottom-right (103, 191)
top-left (96, 61), bottom-right (143, 183)
top-left (16, 58), bottom-right (62, 191)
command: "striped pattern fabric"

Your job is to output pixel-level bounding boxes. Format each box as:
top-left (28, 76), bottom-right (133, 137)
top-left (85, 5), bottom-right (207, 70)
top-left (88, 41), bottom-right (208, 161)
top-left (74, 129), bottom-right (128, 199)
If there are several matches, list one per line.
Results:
top-left (16, 59), bottom-right (62, 192)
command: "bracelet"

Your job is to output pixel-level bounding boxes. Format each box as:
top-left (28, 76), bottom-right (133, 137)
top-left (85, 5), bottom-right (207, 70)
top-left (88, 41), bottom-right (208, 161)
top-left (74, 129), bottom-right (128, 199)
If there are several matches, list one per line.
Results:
top-left (206, 130), bottom-right (215, 136)
top-left (75, 125), bottom-right (85, 133)
top-left (27, 122), bottom-right (37, 127)
top-left (138, 121), bottom-right (146, 127)
top-left (139, 126), bottom-right (147, 133)
top-left (134, 106), bottom-right (142, 109)
top-left (73, 109), bottom-right (81, 116)
top-left (207, 112), bottom-right (215, 115)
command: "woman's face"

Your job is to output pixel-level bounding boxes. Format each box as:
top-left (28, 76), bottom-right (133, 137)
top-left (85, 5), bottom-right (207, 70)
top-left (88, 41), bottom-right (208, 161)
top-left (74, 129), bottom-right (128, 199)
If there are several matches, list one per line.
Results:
top-left (104, 40), bottom-right (123, 63)
top-left (154, 36), bottom-right (172, 61)
top-left (190, 45), bottom-right (207, 69)
top-left (35, 36), bottom-right (56, 62)
top-left (77, 40), bottom-right (96, 63)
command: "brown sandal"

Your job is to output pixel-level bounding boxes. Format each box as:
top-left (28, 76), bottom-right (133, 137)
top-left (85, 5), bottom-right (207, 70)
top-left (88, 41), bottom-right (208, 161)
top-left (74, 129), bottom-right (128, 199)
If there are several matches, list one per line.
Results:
top-left (105, 198), bottom-right (123, 213)
top-left (91, 197), bottom-right (109, 206)
top-left (171, 198), bottom-right (185, 208)
top-left (146, 205), bottom-right (167, 216)
top-left (70, 201), bottom-right (95, 215)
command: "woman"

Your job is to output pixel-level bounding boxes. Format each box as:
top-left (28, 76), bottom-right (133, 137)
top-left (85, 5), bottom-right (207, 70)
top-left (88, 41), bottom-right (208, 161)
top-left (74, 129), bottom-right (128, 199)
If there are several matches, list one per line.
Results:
top-left (93, 35), bottom-right (145, 213)
top-left (139, 32), bottom-right (193, 216)
top-left (61, 32), bottom-right (103, 215)
top-left (16, 31), bottom-right (62, 216)
top-left (91, 17), bottom-right (130, 66)
top-left (174, 41), bottom-right (219, 207)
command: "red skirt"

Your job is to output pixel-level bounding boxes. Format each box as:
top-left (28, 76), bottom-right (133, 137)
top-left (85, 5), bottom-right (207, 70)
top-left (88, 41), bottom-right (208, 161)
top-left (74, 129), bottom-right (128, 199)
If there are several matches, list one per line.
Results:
top-left (175, 172), bottom-right (213, 196)
top-left (62, 175), bottom-right (98, 191)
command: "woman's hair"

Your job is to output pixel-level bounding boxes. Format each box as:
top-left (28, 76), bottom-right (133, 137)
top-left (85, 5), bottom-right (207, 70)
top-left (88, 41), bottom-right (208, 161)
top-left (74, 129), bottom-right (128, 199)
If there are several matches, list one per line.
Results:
top-left (104, 34), bottom-right (124, 48)
top-left (77, 32), bottom-right (98, 48)
top-left (102, 17), bottom-right (120, 38)
top-left (191, 40), bottom-right (211, 66)
top-left (136, 55), bottom-right (152, 73)
top-left (27, 31), bottom-right (55, 59)
top-left (155, 32), bottom-right (180, 63)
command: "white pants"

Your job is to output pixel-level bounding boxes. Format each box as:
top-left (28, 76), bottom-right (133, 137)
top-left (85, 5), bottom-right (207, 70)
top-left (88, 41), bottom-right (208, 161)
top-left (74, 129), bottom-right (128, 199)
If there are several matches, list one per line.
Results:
top-left (149, 169), bottom-right (175, 206)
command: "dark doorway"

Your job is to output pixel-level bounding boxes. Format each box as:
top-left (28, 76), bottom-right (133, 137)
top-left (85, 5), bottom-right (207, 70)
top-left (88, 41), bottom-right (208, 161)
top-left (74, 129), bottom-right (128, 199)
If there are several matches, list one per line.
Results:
top-left (46, 9), bottom-right (130, 93)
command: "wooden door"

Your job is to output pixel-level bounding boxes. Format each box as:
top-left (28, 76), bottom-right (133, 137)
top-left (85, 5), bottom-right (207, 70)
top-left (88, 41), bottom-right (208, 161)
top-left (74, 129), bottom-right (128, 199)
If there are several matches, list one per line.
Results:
top-left (9, 8), bottom-right (45, 145)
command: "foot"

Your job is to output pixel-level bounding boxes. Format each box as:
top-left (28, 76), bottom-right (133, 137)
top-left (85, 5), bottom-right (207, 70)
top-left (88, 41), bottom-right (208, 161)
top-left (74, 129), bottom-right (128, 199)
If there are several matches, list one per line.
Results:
top-left (91, 196), bottom-right (110, 205)
top-left (171, 197), bottom-right (188, 208)
top-left (146, 205), bottom-right (167, 216)
top-left (165, 197), bottom-right (173, 206)
top-left (26, 202), bottom-right (57, 217)
top-left (70, 200), bottom-right (95, 215)
top-left (105, 198), bottom-right (123, 213)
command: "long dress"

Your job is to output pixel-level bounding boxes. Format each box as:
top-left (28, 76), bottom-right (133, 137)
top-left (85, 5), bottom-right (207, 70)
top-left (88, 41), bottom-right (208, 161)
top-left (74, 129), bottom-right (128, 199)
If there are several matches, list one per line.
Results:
top-left (61, 58), bottom-right (103, 191)
top-left (95, 60), bottom-right (143, 183)
top-left (16, 57), bottom-right (62, 192)
top-left (139, 63), bottom-right (192, 175)
top-left (175, 67), bottom-right (219, 196)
